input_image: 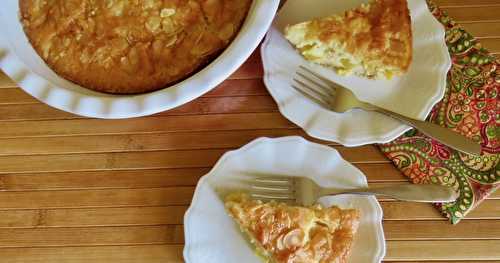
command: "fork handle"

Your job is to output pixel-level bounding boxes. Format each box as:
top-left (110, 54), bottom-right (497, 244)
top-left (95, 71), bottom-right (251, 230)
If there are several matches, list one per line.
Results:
top-left (376, 108), bottom-right (481, 156)
top-left (320, 184), bottom-right (459, 203)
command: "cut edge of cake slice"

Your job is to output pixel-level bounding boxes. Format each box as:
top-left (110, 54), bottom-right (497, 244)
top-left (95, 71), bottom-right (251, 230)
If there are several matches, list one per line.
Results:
top-left (225, 193), bottom-right (360, 263)
top-left (284, 0), bottom-right (412, 80)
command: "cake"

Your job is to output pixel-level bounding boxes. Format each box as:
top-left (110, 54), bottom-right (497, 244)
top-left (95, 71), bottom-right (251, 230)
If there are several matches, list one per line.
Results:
top-left (284, 0), bottom-right (412, 79)
top-left (20, 0), bottom-right (252, 94)
top-left (225, 193), bottom-right (360, 263)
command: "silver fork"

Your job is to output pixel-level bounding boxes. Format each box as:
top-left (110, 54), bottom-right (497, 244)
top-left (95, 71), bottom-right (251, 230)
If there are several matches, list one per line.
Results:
top-left (248, 175), bottom-right (459, 206)
top-left (292, 66), bottom-right (482, 156)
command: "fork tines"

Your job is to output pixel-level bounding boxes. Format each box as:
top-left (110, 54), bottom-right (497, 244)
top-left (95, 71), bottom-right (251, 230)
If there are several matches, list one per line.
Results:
top-left (292, 66), bottom-right (336, 109)
top-left (249, 176), bottom-right (296, 202)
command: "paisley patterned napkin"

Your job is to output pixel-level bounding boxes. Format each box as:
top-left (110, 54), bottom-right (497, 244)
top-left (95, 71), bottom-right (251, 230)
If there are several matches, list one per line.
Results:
top-left (379, 1), bottom-right (499, 224)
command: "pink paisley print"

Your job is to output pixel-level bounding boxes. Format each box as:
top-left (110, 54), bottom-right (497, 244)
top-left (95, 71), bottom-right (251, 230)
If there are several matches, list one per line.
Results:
top-left (379, 0), bottom-right (499, 224)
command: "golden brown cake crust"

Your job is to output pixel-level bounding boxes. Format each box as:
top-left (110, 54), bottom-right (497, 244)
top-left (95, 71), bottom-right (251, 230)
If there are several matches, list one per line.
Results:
top-left (20, 0), bottom-right (252, 94)
top-left (285, 0), bottom-right (412, 78)
top-left (330, 0), bottom-right (413, 71)
top-left (225, 193), bottom-right (360, 263)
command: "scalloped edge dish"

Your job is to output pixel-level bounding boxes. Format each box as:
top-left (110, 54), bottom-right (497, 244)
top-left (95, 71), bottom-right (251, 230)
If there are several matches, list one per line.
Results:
top-left (261, 0), bottom-right (451, 146)
top-left (184, 136), bottom-right (385, 263)
top-left (0, 0), bottom-right (279, 119)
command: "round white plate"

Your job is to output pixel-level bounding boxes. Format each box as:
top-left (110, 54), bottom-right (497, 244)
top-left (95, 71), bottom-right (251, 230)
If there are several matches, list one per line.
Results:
top-left (184, 136), bottom-right (385, 263)
top-left (262, 0), bottom-right (451, 146)
top-left (0, 0), bottom-right (279, 119)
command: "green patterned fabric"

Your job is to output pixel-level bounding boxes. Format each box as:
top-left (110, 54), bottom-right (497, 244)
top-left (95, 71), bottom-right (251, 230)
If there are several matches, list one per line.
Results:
top-left (379, 1), bottom-right (499, 224)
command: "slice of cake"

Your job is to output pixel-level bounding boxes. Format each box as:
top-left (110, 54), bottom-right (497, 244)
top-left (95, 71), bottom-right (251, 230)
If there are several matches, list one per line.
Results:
top-left (284, 0), bottom-right (412, 79)
top-left (225, 193), bottom-right (360, 263)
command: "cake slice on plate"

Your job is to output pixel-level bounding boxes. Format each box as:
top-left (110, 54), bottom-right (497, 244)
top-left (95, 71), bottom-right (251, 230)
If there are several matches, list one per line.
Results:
top-left (284, 0), bottom-right (412, 79)
top-left (225, 193), bottom-right (360, 263)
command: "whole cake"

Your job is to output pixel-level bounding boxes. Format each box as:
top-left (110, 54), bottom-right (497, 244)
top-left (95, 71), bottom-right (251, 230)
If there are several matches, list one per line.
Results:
top-left (20, 0), bottom-right (252, 94)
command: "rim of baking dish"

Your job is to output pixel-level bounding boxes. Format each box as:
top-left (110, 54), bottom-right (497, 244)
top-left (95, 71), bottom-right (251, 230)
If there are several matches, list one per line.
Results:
top-left (0, 0), bottom-right (279, 119)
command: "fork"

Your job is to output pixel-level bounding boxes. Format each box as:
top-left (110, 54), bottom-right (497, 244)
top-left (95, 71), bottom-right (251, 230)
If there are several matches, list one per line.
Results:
top-left (248, 175), bottom-right (459, 206)
top-left (292, 65), bottom-right (482, 156)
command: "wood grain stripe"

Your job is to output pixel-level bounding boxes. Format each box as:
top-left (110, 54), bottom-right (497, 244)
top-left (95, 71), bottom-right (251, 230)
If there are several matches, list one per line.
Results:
top-left (0, 145), bottom-right (388, 174)
top-left (0, 226), bottom-right (184, 248)
top-left (381, 200), bottom-right (500, 220)
top-left (435, 0), bottom-right (500, 7)
top-left (383, 220), bottom-right (500, 240)
top-left (0, 200), bottom-right (499, 228)
top-left (475, 37), bottom-right (500, 53)
top-left (0, 245), bottom-right (184, 263)
top-left (0, 113), bottom-right (296, 138)
top-left (386, 261), bottom-right (500, 263)
top-left (0, 206), bottom-right (188, 228)
top-left (442, 6), bottom-right (500, 22)
top-left (0, 188), bottom-right (195, 209)
top-left (0, 149), bottom-right (225, 174)
top-left (0, 168), bottom-right (206, 191)
top-left (0, 95), bottom-right (279, 121)
top-left (385, 240), bottom-right (500, 260)
top-left (384, 261), bottom-right (500, 263)
top-left (0, 163), bottom-right (405, 191)
top-left (460, 22), bottom-right (500, 38)
top-left (0, 88), bottom-right (36, 104)
top-left (0, 129), bottom-right (321, 155)
top-left (0, 72), bottom-right (15, 88)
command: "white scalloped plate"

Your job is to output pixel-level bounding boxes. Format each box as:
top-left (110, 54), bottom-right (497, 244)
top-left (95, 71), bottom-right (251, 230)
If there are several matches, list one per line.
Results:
top-left (262, 0), bottom-right (451, 146)
top-left (184, 136), bottom-right (385, 263)
top-left (0, 0), bottom-right (279, 119)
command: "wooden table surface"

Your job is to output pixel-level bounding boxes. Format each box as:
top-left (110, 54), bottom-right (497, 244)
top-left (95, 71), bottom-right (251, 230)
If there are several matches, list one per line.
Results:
top-left (0, 0), bottom-right (499, 262)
